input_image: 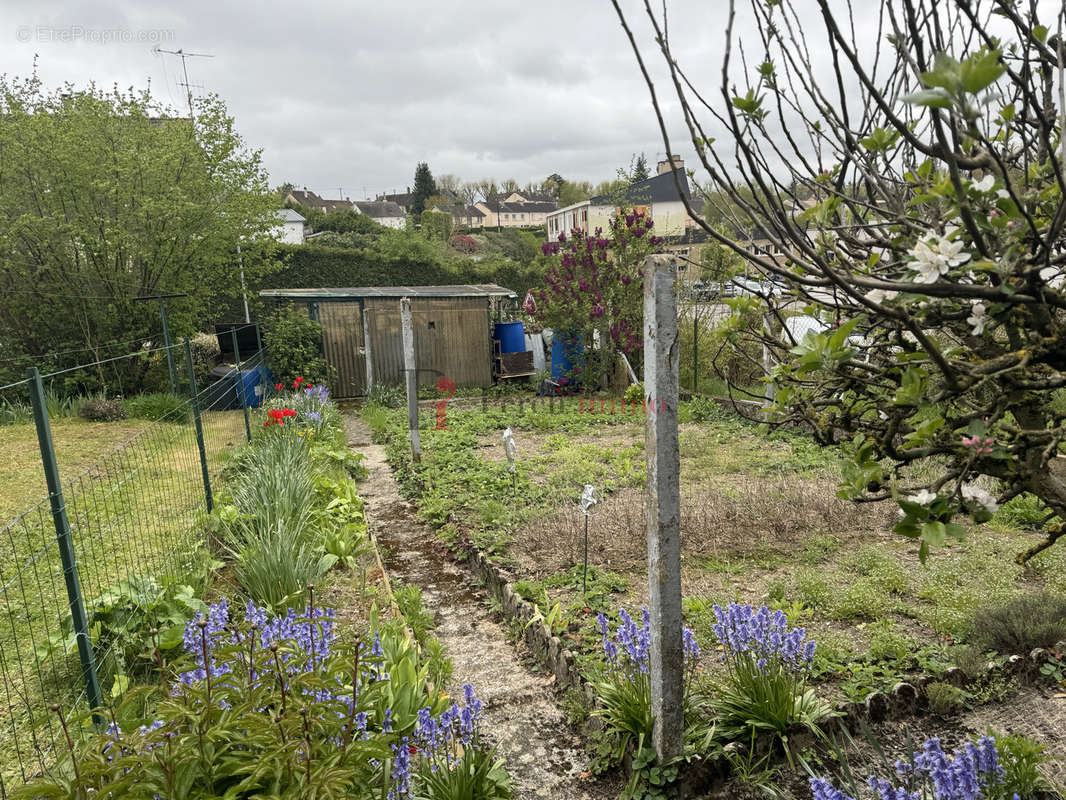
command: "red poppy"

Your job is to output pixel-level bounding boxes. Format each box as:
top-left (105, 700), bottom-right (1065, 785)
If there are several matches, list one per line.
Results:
top-left (275, 383), bottom-right (283, 390)
top-left (283, 408), bottom-right (296, 418)
top-left (294, 376), bottom-right (304, 387)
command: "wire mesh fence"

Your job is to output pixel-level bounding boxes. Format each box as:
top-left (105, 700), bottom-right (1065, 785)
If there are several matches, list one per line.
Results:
top-left (0, 337), bottom-right (275, 794)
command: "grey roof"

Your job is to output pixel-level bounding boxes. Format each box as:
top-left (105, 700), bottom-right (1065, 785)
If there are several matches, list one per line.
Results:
top-left (496, 200), bottom-right (557, 213)
top-left (287, 189), bottom-right (354, 211)
top-left (277, 208), bottom-right (306, 223)
top-left (354, 200), bottom-right (406, 218)
top-left (260, 284), bottom-right (517, 300)
top-left (589, 169), bottom-right (691, 206)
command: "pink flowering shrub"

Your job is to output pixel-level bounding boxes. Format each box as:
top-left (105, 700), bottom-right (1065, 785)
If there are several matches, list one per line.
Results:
top-left (530, 209), bottom-right (663, 388)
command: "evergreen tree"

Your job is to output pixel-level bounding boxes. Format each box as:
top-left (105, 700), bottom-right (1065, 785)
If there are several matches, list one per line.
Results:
top-left (632, 153), bottom-right (650, 182)
top-left (411, 161), bottom-right (436, 216)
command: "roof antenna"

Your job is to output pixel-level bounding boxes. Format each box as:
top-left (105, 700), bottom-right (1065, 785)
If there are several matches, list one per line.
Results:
top-left (154, 46), bottom-right (215, 118)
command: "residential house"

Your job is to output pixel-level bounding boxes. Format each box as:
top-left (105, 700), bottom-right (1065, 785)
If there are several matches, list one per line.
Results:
top-left (503, 190), bottom-right (555, 204)
top-left (283, 187), bottom-right (355, 213)
top-left (273, 208), bottom-right (307, 244)
top-left (353, 200), bottom-right (407, 230)
top-left (476, 199), bottom-right (558, 228)
top-left (376, 189), bottom-right (415, 212)
top-left (429, 204), bottom-right (486, 229)
top-left (545, 156), bottom-right (696, 242)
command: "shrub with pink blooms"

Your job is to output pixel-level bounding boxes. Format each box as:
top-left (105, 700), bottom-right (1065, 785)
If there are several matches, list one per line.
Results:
top-left (529, 209), bottom-right (664, 389)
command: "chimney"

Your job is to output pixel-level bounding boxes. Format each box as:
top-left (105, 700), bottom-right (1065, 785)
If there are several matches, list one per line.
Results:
top-left (657, 155), bottom-right (683, 175)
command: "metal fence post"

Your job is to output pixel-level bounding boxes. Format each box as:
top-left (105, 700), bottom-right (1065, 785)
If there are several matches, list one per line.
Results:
top-left (183, 338), bottom-right (214, 512)
top-left (159, 297), bottom-right (176, 396)
top-left (232, 328), bottom-right (252, 442)
top-left (25, 367), bottom-right (104, 722)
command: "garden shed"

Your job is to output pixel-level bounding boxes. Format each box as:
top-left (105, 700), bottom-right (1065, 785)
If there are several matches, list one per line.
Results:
top-left (259, 285), bottom-right (517, 398)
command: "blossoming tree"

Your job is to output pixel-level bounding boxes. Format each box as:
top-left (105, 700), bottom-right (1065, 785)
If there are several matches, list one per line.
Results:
top-left (613, 0), bottom-right (1066, 561)
top-left (527, 209), bottom-right (663, 389)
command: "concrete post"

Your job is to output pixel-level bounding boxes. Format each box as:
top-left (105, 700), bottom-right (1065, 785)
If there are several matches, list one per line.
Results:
top-left (762, 312), bottom-right (775, 407)
top-left (643, 254), bottom-right (683, 766)
top-left (400, 297), bottom-right (420, 463)
top-left (361, 299), bottom-right (374, 393)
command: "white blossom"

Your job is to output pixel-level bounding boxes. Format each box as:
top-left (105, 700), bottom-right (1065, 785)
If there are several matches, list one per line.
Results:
top-left (966, 301), bottom-right (988, 336)
top-left (972, 174), bottom-right (995, 192)
top-left (907, 231), bottom-right (970, 284)
top-left (1039, 267), bottom-right (1066, 290)
top-left (907, 489), bottom-right (938, 506)
top-left (866, 288), bottom-right (899, 304)
top-left (996, 189), bottom-right (1011, 200)
top-left (961, 484), bottom-right (998, 514)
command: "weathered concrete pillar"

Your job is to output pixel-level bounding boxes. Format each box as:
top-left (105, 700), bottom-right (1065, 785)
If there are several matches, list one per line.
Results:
top-left (400, 297), bottom-right (420, 463)
top-left (643, 254), bottom-right (682, 765)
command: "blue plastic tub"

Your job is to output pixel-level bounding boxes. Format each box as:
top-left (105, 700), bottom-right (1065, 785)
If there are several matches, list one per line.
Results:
top-left (494, 321), bottom-right (526, 354)
top-left (550, 330), bottom-right (584, 382)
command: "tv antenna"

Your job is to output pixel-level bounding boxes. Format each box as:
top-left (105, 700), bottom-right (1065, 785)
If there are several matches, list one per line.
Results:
top-left (153, 47), bottom-right (215, 117)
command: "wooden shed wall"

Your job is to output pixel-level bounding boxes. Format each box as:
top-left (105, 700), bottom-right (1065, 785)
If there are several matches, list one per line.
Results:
top-left (313, 297), bottom-right (492, 397)
top-left (364, 297), bottom-right (491, 389)
top-left (317, 301), bottom-right (366, 398)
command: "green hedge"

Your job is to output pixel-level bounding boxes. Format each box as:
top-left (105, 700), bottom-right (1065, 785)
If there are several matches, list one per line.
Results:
top-left (261, 243), bottom-right (545, 299)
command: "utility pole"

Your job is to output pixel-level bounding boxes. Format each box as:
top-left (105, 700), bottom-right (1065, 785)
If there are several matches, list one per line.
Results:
top-left (400, 297), bottom-right (420, 463)
top-left (154, 47), bottom-right (215, 117)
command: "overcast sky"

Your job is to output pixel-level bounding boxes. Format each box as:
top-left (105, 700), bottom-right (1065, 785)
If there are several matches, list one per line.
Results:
top-left (0, 1), bottom-right (732, 201)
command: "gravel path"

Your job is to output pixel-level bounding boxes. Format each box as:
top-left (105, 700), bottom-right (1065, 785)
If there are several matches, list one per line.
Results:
top-left (344, 414), bottom-right (615, 799)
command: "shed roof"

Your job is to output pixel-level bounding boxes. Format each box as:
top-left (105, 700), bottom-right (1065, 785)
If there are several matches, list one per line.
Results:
top-left (260, 284), bottom-right (516, 300)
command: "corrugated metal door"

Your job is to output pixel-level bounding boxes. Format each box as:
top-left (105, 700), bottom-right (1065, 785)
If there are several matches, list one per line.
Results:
top-left (364, 297), bottom-right (491, 388)
top-left (317, 301), bottom-right (366, 398)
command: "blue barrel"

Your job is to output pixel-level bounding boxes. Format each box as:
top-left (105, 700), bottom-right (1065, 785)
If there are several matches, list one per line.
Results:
top-left (235, 366), bottom-right (267, 408)
top-left (550, 330), bottom-right (584, 382)
top-left (494, 321), bottom-right (526, 353)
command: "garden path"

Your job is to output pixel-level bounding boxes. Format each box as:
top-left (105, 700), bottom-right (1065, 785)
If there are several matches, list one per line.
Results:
top-left (343, 414), bottom-right (614, 800)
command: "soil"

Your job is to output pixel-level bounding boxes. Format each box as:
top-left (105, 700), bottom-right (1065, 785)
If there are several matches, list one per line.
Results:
top-left (343, 413), bottom-right (619, 800)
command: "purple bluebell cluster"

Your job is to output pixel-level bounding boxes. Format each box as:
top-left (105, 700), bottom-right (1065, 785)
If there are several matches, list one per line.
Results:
top-left (810, 736), bottom-right (1009, 800)
top-left (177, 599), bottom-right (336, 687)
top-left (305, 384), bottom-right (330, 404)
top-left (389, 736), bottom-right (412, 800)
top-left (413, 683), bottom-right (486, 773)
top-left (712, 603), bottom-right (816, 674)
top-left (597, 606), bottom-right (700, 674)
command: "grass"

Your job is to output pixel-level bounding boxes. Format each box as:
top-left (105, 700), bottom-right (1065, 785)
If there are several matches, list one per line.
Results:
top-left (0, 409), bottom-right (247, 786)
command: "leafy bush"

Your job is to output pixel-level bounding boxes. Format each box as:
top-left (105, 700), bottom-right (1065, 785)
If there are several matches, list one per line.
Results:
top-left (971, 591), bottom-right (1066, 654)
top-left (449, 233), bottom-right (478, 253)
top-left (420, 210), bottom-right (453, 241)
top-left (78, 396), bottom-right (126, 421)
top-left (993, 730), bottom-right (1058, 799)
top-left (40, 576), bottom-right (206, 692)
top-left (687, 396), bottom-right (726, 423)
top-left (124, 392), bottom-right (188, 422)
top-left (710, 603), bottom-right (830, 745)
top-left (623, 382), bottom-right (644, 403)
top-left (262, 305), bottom-right (335, 388)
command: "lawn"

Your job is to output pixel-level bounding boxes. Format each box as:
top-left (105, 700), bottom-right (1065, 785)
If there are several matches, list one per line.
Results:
top-left (0, 410), bottom-right (248, 787)
top-left (363, 393), bottom-right (1066, 733)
